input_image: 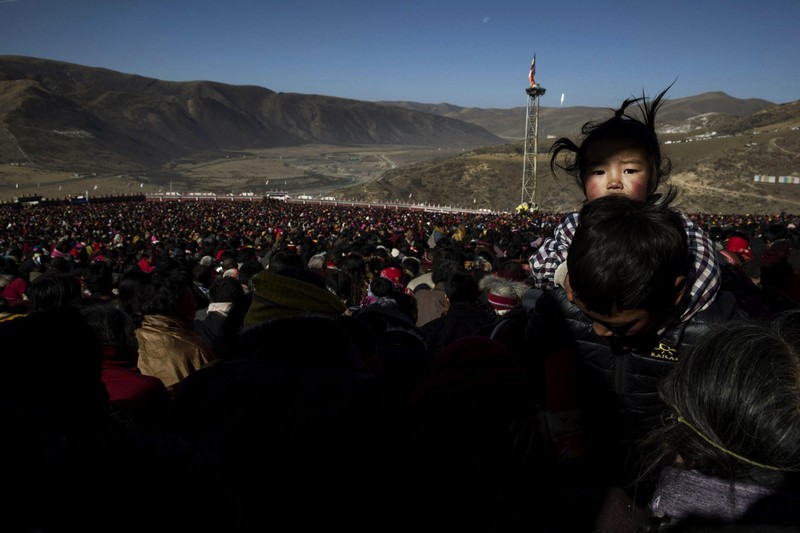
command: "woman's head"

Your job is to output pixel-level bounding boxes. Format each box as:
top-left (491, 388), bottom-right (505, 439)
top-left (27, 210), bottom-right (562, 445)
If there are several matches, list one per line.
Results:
top-left (642, 309), bottom-right (800, 484)
top-left (550, 85), bottom-right (673, 202)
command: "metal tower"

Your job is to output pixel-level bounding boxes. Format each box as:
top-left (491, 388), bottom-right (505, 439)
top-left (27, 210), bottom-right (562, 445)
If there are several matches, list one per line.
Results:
top-left (521, 55), bottom-right (546, 208)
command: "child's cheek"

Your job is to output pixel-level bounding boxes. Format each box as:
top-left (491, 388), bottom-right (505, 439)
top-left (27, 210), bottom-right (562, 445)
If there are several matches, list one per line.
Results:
top-left (584, 180), bottom-right (606, 202)
top-left (585, 179), bottom-right (649, 202)
top-left (626, 180), bottom-right (649, 202)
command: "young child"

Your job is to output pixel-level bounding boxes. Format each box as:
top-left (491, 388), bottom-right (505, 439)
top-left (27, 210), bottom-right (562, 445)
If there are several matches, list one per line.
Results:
top-left (523, 193), bottom-right (745, 529)
top-left (529, 86), bottom-right (720, 323)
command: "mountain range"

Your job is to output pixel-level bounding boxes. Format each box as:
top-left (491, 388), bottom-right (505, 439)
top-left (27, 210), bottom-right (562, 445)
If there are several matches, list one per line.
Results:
top-left (1, 55), bottom-right (799, 214)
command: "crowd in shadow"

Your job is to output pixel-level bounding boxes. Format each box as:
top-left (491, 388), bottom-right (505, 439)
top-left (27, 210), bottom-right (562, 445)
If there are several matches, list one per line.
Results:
top-left (2, 84), bottom-right (799, 530)
top-left (0, 193), bottom-right (797, 532)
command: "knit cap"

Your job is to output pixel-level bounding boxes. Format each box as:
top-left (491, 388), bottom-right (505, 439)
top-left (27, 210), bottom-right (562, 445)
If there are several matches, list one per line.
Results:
top-left (244, 270), bottom-right (346, 328)
top-left (487, 292), bottom-right (519, 315)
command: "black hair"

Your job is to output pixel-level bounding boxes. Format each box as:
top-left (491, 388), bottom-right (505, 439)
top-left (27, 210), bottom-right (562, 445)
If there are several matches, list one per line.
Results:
top-left (637, 309), bottom-right (800, 486)
top-left (337, 252), bottom-right (369, 308)
top-left (122, 269), bottom-right (192, 317)
top-left (237, 259), bottom-right (265, 286)
top-left (209, 276), bottom-right (245, 304)
top-left (325, 270), bottom-right (352, 303)
top-left (432, 259), bottom-right (465, 285)
top-left (80, 302), bottom-right (138, 351)
top-left (444, 271), bottom-right (480, 304)
top-left (116, 270), bottom-right (151, 326)
top-left (368, 276), bottom-right (394, 298)
top-left (550, 84), bottom-right (674, 198)
top-left (192, 263), bottom-right (213, 286)
top-left (401, 256), bottom-right (421, 278)
top-left (567, 190), bottom-right (687, 316)
top-left (495, 258), bottom-right (528, 282)
top-left (27, 271), bottom-right (83, 312)
top-left (84, 260), bottom-right (115, 298)
top-left (761, 222), bottom-right (791, 245)
top-left (390, 288), bottom-right (418, 322)
top-left (268, 250), bottom-right (305, 272)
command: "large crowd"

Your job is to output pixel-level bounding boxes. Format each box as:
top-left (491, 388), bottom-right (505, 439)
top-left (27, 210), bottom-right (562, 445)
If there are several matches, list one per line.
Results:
top-left (0, 195), bottom-right (797, 531)
top-left (2, 84), bottom-right (800, 532)
top-left (0, 195), bottom-right (795, 278)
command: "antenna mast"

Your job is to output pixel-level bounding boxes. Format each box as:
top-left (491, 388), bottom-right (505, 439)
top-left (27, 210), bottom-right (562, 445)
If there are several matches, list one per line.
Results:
top-left (521, 54), bottom-right (546, 208)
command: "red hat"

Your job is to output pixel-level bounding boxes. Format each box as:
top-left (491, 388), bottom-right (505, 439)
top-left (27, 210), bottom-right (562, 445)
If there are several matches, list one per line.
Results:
top-left (487, 292), bottom-right (519, 314)
top-left (725, 236), bottom-right (753, 261)
top-left (380, 267), bottom-right (404, 288)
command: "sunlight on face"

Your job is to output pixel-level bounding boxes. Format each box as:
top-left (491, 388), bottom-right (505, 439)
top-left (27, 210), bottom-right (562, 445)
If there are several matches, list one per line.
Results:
top-left (571, 298), bottom-right (659, 339)
top-left (583, 138), bottom-right (651, 202)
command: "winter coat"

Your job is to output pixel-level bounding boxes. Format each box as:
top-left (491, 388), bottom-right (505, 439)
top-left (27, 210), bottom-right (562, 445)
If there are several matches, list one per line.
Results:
top-left (136, 314), bottom-right (216, 397)
top-left (413, 281), bottom-right (448, 327)
top-left (528, 287), bottom-right (743, 437)
top-left (422, 301), bottom-right (497, 357)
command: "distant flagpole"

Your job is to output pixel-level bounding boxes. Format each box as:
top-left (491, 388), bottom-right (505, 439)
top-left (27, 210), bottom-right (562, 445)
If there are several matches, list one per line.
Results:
top-left (528, 54), bottom-right (537, 87)
top-left (521, 52), bottom-right (545, 208)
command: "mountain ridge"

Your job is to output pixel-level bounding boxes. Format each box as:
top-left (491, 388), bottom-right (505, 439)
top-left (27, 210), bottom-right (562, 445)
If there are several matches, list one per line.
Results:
top-left (379, 92), bottom-right (777, 141)
top-left (1, 55), bottom-right (798, 214)
top-left (0, 55), bottom-right (503, 172)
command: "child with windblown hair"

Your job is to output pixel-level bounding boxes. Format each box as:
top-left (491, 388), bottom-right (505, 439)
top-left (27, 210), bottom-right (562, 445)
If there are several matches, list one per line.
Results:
top-left (529, 85), bottom-right (721, 323)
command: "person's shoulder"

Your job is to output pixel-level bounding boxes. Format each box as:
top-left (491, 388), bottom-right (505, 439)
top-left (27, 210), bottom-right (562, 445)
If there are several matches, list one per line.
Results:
top-left (691, 290), bottom-right (747, 324)
top-left (556, 212), bottom-right (580, 230)
top-left (406, 271), bottom-right (433, 291)
top-left (521, 286), bottom-right (546, 313)
top-left (529, 286), bottom-right (568, 310)
top-left (555, 211), bottom-right (580, 223)
top-left (164, 325), bottom-right (216, 354)
top-left (527, 286), bottom-right (587, 327)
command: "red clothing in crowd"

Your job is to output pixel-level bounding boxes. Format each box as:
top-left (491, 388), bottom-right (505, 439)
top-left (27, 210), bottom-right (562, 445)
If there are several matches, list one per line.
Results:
top-left (100, 345), bottom-right (171, 430)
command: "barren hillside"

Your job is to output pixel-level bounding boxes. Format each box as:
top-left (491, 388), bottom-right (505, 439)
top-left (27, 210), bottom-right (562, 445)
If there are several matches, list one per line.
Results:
top-left (1, 56), bottom-right (798, 214)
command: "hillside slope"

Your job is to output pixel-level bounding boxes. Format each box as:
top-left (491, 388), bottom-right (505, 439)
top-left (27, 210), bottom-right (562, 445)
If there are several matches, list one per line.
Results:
top-left (0, 56), bottom-right (504, 172)
top-left (336, 101), bottom-right (800, 214)
top-left (1, 55), bottom-right (798, 215)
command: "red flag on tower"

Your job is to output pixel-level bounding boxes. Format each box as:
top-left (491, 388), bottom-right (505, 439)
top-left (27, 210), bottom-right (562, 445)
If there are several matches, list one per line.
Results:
top-left (528, 54), bottom-right (537, 87)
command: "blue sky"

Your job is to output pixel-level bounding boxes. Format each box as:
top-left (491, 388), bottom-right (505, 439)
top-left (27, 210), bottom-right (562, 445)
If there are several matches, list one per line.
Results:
top-left (2, 0), bottom-right (798, 109)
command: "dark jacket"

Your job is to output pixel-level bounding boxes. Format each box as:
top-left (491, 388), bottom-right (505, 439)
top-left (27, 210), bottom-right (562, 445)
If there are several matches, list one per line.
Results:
top-left (522, 287), bottom-right (746, 500)
top-left (421, 301), bottom-right (497, 356)
top-left (527, 287), bottom-right (744, 438)
top-left (192, 310), bottom-right (227, 356)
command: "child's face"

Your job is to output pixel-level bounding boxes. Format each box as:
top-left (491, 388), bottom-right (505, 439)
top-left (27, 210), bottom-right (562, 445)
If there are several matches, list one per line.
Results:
top-left (583, 138), bottom-right (651, 202)
top-left (565, 273), bottom-right (687, 348)
top-left (567, 288), bottom-right (660, 339)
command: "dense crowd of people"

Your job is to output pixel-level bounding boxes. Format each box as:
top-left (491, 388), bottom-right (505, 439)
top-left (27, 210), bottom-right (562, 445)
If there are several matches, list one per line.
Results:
top-left (0, 193), bottom-right (796, 531)
top-left (1, 85), bottom-right (799, 531)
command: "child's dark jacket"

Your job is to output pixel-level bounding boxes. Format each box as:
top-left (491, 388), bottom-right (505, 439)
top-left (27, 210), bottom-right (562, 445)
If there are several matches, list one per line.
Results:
top-left (525, 287), bottom-right (743, 438)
